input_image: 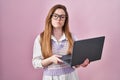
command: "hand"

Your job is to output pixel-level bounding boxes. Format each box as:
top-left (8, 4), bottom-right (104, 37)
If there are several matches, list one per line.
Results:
top-left (49, 55), bottom-right (63, 64)
top-left (80, 58), bottom-right (90, 67)
top-left (72, 58), bottom-right (90, 68)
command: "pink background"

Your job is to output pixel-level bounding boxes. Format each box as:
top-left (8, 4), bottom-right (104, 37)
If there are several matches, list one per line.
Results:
top-left (0, 0), bottom-right (120, 80)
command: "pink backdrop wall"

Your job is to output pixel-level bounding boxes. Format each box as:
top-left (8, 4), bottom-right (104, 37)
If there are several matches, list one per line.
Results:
top-left (0, 0), bottom-right (120, 80)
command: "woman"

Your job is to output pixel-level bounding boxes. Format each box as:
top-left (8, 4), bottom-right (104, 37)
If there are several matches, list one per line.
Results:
top-left (32, 4), bottom-right (89, 80)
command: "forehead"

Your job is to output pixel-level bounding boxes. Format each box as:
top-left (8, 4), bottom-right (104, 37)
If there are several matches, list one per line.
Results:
top-left (54, 9), bottom-right (65, 15)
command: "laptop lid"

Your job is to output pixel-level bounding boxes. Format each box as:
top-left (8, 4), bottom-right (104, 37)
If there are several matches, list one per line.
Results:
top-left (71, 36), bottom-right (105, 66)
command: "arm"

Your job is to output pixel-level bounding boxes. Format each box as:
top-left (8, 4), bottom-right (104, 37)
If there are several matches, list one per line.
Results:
top-left (32, 35), bottom-right (44, 69)
top-left (32, 35), bottom-right (63, 69)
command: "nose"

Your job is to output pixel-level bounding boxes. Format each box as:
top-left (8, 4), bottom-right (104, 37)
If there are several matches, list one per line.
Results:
top-left (57, 17), bottom-right (61, 21)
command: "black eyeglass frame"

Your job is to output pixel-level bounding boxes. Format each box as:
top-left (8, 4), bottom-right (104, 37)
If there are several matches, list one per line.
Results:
top-left (51, 13), bottom-right (67, 21)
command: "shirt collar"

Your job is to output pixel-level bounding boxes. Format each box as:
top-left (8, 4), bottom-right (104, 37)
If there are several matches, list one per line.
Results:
top-left (51, 33), bottom-right (68, 42)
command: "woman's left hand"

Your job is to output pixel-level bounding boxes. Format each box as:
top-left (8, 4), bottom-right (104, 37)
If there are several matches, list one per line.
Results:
top-left (80, 58), bottom-right (90, 67)
top-left (74, 58), bottom-right (90, 68)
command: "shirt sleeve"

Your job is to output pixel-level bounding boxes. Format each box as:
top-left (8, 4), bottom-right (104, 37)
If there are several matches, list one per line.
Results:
top-left (32, 34), bottom-right (44, 69)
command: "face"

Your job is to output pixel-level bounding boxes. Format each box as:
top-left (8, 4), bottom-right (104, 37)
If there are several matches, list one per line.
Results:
top-left (51, 9), bottom-right (66, 29)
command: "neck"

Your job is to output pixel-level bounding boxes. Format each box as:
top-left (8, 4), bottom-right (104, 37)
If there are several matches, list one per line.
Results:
top-left (53, 28), bottom-right (63, 41)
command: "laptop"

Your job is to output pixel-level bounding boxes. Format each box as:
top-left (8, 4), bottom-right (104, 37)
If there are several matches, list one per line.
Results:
top-left (61, 36), bottom-right (105, 67)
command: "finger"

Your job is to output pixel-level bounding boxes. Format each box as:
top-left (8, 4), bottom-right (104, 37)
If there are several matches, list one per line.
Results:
top-left (86, 58), bottom-right (89, 62)
top-left (85, 59), bottom-right (90, 64)
top-left (57, 58), bottom-right (63, 63)
top-left (55, 55), bottom-right (62, 58)
top-left (81, 64), bottom-right (88, 67)
top-left (84, 58), bottom-right (89, 64)
top-left (81, 60), bottom-right (88, 67)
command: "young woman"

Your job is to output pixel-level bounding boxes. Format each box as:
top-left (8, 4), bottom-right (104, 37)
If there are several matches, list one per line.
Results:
top-left (32, 4), bottom-right (89, 80)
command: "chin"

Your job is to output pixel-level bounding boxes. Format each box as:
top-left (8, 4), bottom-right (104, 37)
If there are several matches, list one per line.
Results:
top-left (53, 26), bottom-right (62, 28)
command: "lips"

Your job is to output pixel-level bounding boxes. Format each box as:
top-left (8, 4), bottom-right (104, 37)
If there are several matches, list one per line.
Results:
top-left (56, 22), bottom-right (61, 25)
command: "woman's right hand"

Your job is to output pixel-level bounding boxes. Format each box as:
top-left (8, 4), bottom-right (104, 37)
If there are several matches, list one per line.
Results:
top-left (41, 54), bottom-right (63, 67)
top-left (49, 55), bottom-right (63, 64)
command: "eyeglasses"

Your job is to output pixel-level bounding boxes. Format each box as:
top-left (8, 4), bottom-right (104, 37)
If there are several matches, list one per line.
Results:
top-left (52, 13), bottom-right (67, 21)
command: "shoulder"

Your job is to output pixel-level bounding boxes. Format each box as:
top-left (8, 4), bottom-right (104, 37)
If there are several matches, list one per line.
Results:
top-left (34, 34), bottom-right (41, 43)
top-left (71, 33), bottom-right (78, 41)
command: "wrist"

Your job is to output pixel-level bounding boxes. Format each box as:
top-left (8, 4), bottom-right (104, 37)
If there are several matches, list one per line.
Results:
top-left (48, 57), bottom-right (53, 63)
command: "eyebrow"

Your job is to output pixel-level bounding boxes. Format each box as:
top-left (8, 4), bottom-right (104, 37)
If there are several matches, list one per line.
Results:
top-left (53, 13), bottom-right (66, 16)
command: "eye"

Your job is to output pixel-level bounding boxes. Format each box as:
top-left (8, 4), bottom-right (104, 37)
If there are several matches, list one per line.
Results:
top-left (53, 14), bottom-right (58, 18)
top-left (61, 16), bottom-right (65, 19)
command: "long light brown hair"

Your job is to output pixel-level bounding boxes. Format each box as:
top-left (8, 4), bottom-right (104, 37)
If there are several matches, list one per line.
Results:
top-left (40, 4), bottom-right (74, 59)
